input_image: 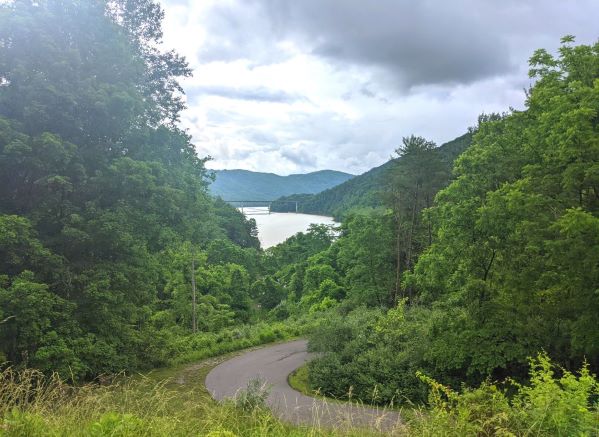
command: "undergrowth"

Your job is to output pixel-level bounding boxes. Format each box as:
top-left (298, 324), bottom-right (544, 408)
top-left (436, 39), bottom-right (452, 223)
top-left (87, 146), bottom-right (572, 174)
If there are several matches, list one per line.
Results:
top-left (0, 353), bottom-right (596, 436)
top-left (0, 366), bottom-right (376, 436)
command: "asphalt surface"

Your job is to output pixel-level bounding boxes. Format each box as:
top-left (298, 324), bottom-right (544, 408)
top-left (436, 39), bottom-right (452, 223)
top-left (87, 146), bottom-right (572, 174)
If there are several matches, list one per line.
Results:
top-left (205, 339), bottom-right (402, 433)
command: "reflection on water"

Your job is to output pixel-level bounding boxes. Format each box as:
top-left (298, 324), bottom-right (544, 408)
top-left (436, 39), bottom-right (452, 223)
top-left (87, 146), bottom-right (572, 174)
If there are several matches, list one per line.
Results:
top-left (240, 207), bottom-right (337, 248)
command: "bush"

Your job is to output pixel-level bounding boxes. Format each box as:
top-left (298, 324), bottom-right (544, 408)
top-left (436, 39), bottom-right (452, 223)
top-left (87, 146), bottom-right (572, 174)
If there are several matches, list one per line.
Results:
top-left (234, 377), bottom-right (271, 412)
top-left (86, 413), bottom-right (145, 436)
top-left (307, 305), bottom-right (430, 405)
top-left (1, 409), bottom-right (49, 437)
top-left (412, 354), bottom-right (599, 436)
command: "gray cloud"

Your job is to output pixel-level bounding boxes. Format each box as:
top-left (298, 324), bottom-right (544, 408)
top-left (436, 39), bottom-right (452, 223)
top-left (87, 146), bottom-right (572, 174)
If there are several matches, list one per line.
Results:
top-left (280, 146), bottom-right (318, 168)
top-left (241, 128), bottom-right (280, 146)
top-left (196, 1), bottom-right (290, 66)
top-left (163, 0), bottom-right (599, 175)
top-left (189, 85), bottom-right (304, 103)
top-left (193, 0), bottom-right (599, 89)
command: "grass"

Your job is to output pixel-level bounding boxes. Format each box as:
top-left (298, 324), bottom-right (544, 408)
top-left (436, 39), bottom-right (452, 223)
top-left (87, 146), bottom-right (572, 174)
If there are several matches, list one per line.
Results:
top-left (0, 366), bottom-right (385, 436)
top-left (287, 363), bottom-right (344, 404)
top-left (288, 364), bottom-right (312, 396)
top-left (3, 340), bottom-right (594, 436)
top-left (0, 339), bottom-right (392, 436)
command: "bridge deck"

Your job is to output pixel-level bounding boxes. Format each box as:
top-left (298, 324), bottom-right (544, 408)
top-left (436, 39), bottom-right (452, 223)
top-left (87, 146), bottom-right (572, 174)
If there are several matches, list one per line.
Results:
top-left (224, 200), bottom-right (299, 214)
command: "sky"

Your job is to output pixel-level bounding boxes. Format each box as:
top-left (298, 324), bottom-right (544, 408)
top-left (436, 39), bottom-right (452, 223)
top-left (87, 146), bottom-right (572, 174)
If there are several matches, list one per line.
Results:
top-left (158, 0), bottom-right (599, 176)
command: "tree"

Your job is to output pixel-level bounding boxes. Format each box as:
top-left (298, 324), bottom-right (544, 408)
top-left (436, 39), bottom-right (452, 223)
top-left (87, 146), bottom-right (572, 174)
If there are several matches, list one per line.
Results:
top-left (0, 0), bottom-right (266, 376)
top-left (412, 37), bottom-right (599, 377)
top-left (336, 211), bottom-right (395, 307)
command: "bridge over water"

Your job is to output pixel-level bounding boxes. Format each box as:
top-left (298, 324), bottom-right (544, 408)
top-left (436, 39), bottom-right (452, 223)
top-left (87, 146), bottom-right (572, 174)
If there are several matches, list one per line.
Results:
top-left (224, 200), bottom-right (299, 215)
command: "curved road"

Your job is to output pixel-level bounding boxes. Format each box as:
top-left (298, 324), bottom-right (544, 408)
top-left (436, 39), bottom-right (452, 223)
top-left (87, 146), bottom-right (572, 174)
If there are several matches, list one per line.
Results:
top-left (205, 339), bottom-right (402, 434)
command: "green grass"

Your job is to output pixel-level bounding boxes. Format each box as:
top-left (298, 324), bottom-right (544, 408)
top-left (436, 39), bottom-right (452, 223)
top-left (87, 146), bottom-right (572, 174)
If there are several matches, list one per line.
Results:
top-left (0, 364), bottom-right (384, 436)
top-left (288, 364), bottom-right (311, 396)
top-left (0, 336), bottom-right (389, 436)
top-left (3, 341), bottom-right (595, 436)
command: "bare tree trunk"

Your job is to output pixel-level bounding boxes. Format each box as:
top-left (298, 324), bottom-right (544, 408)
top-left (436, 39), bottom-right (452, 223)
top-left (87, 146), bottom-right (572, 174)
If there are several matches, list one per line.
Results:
top-left (191, 256), bottom-right (197, 333)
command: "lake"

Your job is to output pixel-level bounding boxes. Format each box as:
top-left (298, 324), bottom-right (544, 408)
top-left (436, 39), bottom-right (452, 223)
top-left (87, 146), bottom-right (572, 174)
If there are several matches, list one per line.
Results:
top-left (240, 207), bottom-right (337, 248)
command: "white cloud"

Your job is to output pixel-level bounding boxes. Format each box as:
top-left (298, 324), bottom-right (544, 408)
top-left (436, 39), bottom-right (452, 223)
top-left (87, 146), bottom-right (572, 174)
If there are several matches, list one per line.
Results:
top-left (159, 0), bottom-right (599, 175)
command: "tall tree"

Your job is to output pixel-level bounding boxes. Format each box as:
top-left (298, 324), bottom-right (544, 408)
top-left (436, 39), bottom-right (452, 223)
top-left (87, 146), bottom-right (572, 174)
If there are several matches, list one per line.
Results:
top-left (385, 135), bottom-right (447, 304)
top-left (0, 0), bottom-right (261, 379)
top-left (412, 37), bottom-right (599, 377)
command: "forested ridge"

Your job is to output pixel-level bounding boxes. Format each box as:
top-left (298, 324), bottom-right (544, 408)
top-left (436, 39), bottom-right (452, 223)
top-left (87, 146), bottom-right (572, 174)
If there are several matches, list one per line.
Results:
top-left (209, 169), bottom-right (354, 201)
top-left (0, 0), bottom-right (598, 435)
top-left (272, 133), bottom-right (472, 219)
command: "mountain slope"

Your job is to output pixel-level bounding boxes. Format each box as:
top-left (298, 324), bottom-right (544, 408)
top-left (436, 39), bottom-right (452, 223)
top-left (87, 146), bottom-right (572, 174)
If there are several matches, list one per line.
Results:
top-left (209, 169), bottom-right (354, 201)
top-left (273, 133), bottom-right (473, 219)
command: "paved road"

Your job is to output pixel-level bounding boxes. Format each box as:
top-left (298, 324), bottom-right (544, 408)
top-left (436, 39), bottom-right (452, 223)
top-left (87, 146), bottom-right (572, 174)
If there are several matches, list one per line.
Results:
top-left (205, 339), bottom-right (402, 434)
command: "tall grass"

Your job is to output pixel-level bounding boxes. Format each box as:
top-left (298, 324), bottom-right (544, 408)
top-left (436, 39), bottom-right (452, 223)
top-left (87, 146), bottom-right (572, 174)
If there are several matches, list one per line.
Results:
top-left (0, 366), bottom-right (382, 436)
top-left (1, 353), bottom-right (596, 436)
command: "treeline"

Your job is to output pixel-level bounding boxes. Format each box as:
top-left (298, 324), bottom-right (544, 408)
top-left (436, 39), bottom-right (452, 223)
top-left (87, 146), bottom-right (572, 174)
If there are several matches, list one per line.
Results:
top-left (0, 0), bottom-right (272, 380)
top-left (268, 38), bottom-right (599, 411)
top-left (272, 133), bottom-right (472, 220)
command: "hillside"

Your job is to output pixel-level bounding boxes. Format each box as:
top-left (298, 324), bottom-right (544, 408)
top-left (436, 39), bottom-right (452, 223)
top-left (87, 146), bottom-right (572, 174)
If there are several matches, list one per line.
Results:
top-left (209, 169), bottom-right (354, 201)
top-left (273, 132), bottom-right (472, 219)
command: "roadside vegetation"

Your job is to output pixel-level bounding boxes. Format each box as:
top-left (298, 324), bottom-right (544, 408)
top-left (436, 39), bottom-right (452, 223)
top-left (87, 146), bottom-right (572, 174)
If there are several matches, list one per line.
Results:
top-left (0, 0), bottom-right (598, 435)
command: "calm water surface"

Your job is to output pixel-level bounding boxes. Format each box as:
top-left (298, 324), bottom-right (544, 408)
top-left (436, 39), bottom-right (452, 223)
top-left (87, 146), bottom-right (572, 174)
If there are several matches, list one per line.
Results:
top-left (240, 207), bottom-right (337, 248)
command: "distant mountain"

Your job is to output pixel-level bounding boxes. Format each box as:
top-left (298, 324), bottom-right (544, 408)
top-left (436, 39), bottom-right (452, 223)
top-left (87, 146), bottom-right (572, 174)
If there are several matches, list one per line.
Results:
top-left (209, 169), bottom-right (355, 201)
top-left (273, 133), bottom-right (473, 219)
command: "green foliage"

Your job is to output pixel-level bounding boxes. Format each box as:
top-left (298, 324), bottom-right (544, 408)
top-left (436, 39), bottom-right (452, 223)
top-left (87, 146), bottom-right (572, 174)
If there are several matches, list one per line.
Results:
top-left (87, 413), bottom-right (145, 437)
top-left (265, 224), bottom-right (337, 272)
top-left (288, 364), bottom-right (312, 396)
top-left (1, 2), bottom-right (597, 432)
top-left (0, 271), bottom-right (82, 379)
top-left (306, 38), bottom-right (599, 418)
top-left (410, 37), bottom-right (599, 379)
top-left (335, 211), bottom-right (395, 307)
top-left (0, 0), bottom-right (261, 378)
top-left (412, 354), bottom-right (599, 436)
top-left (275, 133), bottom-right (472, 220)
top-left (234, 377), bottom-right (271, 412)
top-left (0, 366), bottom-right (381, 437)
top-left (250, 276), bottom-right (285, 311)
top-left (307, 305), bottom-right (431, 405)
top-left (210, 169), bottom-right (354, 201)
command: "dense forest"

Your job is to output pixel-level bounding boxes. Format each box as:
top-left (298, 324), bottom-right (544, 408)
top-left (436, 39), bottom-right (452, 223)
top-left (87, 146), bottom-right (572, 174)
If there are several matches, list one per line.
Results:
top-left (0, 0), bottom-right (598, 435)
top-left (290, 39), bottom-right (599, 409)
top-left (272, 133), bottom-right (472, 219)
top-left (0, 0), bottom-right (270, 379)
top-left (210, 169), bottom-right (354, 201)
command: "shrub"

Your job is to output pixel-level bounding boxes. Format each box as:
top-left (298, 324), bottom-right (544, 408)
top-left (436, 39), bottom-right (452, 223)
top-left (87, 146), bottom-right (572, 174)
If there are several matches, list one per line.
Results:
top-left (412, 354), bottom-right (599, 436)
top-left (86, 412), bottom-right (145, 436)
top-left (234, 377), bottom-right (271, 412)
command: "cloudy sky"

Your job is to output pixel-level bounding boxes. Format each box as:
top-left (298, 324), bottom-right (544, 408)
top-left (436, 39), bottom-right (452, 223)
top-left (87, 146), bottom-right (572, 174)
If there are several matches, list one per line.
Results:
top-left (159, 0), bottom-right (598, 175)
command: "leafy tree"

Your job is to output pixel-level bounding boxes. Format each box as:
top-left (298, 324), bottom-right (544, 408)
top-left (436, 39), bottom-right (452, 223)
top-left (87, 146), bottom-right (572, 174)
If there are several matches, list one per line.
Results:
top-left (412, 37), bottom-right (599, 377)
top-left (250, 276), bottom-right (286, 311)
top-left (0, 0), bottom-right (266, 377)
top-left (336, 211), bottom-right (395, 307)
top-left (0, 271), bottom-right (79, 377)
top-left (384, 135), bottom-right (448, 303)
